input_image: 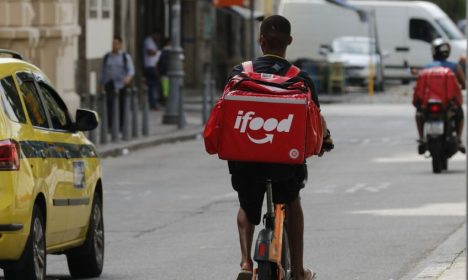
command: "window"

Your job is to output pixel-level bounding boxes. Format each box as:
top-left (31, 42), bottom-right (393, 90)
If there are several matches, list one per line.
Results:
top-left (0, 76), bottom-right (26, 123)
top-left (410, 19), bottom-right (441, 43)
top-left (18, 80), bottom-right (48, 128)
top-left (89, 0), bottom-right (99, 18)
top-left (89, 0), bottom-right (112, 19)
top-left (102, 0), bottom-right (111, 18)
top-left (37, 83), bottom-right (73, 131)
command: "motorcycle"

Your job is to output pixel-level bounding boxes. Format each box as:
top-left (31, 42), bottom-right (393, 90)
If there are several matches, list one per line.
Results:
top-left (422, 99), bottom-right (459, 173)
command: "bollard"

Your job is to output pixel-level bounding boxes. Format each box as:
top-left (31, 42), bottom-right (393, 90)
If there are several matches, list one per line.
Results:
top-left (100, 92), bottom-right (108, 145)
top-left (122, 88), bottom-right (131, 141)
top-left (177, 81), bottom-right (186, 129)
top-left (131, 87), bottom-right (139, 138)
top-left (202, 74), bottom-right (210, 124)
top-left (142, 87), bottom-right (150, 136)
top-left (89, 94), bottom-right (98, 143)
top-left (210, 79), bottom-right (216, 107)
top-left (111, 90), bottom-right (120, 142)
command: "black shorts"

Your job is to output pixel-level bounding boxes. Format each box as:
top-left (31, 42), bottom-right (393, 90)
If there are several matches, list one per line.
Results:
top-left (229, 161), bottom-right (307, 225)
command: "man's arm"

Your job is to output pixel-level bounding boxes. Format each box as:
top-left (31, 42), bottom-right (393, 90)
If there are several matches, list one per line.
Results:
top-left (456, 64), bottom-right (465, 89)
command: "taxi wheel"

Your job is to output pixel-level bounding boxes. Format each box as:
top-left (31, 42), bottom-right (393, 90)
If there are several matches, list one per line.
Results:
top-left (4, 205), bottom-right (46, 280)
top-left (66, 192), bottom-right (104, 278)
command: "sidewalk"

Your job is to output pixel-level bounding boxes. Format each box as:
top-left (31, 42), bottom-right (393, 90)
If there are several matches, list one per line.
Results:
top-left (438, 251), bottom-right (465, 280)
top-left (96, 101), bottom-right (204, 158)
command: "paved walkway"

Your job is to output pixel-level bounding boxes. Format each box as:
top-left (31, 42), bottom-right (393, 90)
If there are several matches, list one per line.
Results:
top-left (438, 251), bottom-right (465, 280)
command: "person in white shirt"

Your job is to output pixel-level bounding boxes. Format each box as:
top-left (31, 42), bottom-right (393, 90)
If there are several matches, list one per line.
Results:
top-left (143, 30), bottom-right (161, 110)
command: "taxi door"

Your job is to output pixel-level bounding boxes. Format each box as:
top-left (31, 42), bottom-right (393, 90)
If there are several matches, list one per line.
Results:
top-left (33, 76), bottom-right (94, 242)
top-left (15, 72), bottom-right (65, 246)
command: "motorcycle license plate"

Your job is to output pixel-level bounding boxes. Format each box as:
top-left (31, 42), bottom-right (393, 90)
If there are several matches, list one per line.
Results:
top-left (424, 121), bottom-right (444, 135)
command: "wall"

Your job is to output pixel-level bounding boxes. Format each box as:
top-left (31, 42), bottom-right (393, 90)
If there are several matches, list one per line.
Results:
top-left (0, 0), bottom-right (81, 114)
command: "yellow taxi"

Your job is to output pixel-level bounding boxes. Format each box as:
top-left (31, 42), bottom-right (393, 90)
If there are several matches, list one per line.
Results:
top-left (0, 50), bottom-right (104, 280)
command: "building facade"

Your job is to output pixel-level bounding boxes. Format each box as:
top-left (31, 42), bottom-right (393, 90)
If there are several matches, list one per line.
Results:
top-left (0, 0), bottom-right (81, 113)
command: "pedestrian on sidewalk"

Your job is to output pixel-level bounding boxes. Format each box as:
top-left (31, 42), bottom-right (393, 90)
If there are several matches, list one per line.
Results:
top-left (157, 38), bottom-right (171, 104)
top-left (143, 30), bottom-right (162, 110)
top-left (100, 35), bottom-right (135, 130)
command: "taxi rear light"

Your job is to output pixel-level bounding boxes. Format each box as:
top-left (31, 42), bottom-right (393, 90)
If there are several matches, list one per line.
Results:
top-left (0, 139), bottom-right (20, 171)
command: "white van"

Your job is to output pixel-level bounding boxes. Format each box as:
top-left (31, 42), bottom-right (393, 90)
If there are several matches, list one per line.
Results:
top-left (279, 0), bottom-right (466, 81)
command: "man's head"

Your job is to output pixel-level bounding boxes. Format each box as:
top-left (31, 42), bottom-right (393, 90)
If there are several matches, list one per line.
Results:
top-left (431, 38), bottom-right (451, 61)
top-left (112, 35), bottom-right (123, 53)
top-left (259, 15), bottom-right (293, 56)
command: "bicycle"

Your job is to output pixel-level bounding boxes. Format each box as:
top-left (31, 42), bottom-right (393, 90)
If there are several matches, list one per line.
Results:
top-left (252, 179), bottom-right (292, 280)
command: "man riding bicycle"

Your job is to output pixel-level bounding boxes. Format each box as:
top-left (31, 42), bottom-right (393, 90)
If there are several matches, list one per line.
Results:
top-left (228, 15), bottom-right (333, 280)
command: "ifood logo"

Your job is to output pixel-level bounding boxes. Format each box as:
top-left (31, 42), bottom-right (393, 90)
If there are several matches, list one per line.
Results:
top-left (234, 111), bottom-right (294, 144)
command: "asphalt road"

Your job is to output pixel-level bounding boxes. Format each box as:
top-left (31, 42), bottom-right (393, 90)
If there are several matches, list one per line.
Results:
top-left (2, 103), bottom-right (466, 280)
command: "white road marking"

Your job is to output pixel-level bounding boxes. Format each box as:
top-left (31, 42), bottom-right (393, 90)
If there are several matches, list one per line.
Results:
top-left (373, 153), bottom-right (466, 163)
top-left (345, 183), bottom-right (367, 193)
top-left (313, 185), bottom-right (337, 194)
top-left (351, 203), bottom-right (465, 216)
top-left (313, 183), bottom-right (391, 194)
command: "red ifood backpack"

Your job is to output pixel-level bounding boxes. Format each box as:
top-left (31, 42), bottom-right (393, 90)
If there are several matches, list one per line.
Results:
top-left (203, 61), bottom-right (323, 164)
top-left (413, 67), bottom-right (462, 109)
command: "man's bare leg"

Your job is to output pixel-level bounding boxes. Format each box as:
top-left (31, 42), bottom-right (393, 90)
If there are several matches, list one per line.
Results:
top-left (237, 207), bottom-right (254, 271)
top-left (287, 197), bottom-right (313, 280)
top-left (416, 113), bottom-right (424, 141)
top-left (456, 118), bottom-right (465, 152)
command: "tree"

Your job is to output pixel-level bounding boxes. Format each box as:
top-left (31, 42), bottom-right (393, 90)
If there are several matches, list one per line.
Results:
top-left (420, 0), bottom-right (465, 22)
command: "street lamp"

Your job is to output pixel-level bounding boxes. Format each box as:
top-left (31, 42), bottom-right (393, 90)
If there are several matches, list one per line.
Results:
top-left (163, 0), bottom-right (186, 129)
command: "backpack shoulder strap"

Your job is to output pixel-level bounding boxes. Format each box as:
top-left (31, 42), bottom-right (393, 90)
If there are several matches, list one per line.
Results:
top-left (284, 65), bottom-right (301, 78)
top-left (242, 61), bottom-right (254, 73)
top-left (103, 53), bottom-right (110, 66)
top-left (122, 52), bottom-right (128, 72)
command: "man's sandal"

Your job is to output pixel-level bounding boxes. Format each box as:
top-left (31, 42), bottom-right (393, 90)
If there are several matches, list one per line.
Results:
top-left (236, 269), bottom-right (253, 280)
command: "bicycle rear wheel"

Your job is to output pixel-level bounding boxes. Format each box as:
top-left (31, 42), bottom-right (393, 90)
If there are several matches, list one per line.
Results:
top-left (257, 261), bottom-right (278, 280)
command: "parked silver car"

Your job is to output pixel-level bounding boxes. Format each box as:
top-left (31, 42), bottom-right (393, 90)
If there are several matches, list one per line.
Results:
top-left (321, 36), bottom-right (382, 86)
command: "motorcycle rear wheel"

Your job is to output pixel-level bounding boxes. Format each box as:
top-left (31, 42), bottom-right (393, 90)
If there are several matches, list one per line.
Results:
top-left (432, 151), bottom-right (443, 173)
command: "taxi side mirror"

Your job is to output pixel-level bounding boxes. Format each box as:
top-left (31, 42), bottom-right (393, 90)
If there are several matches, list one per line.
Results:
top-left (75, 109), bottom-right (99, 131)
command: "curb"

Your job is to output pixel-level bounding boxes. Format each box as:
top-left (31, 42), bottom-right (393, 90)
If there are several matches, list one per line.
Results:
top-left (399, 222), bottom-right (465, 280)
top-left (96, 127), bottom-right (203, 158)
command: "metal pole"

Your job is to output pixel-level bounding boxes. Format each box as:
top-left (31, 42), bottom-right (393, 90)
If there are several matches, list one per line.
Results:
top-left (163, 0), bottom-right (186, 125)
top-left (177, 81), bottom-right (186, 129)
top-left (89, 94), bottom-right (97, 143)
top-left (367, 9), bottom-right (374, 97)
top-left (250, 0), bottom-right (255, 59)
top-left (100, 92), bottom-right (108, 144)
top-left (202, 66), bottom-right (210, 124)
top-left (111, 90), bottom-right (119, 142)
top-left (211, 79), bottom-right (216, 106)
top-left (122, 88), bottom-right (131, 141)
top-left (373, 9), bottom-right (384, 92)
top-left (142, 86), bottom-right (150, 136)
top-left (131, 87), bottom-right (139, 138)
